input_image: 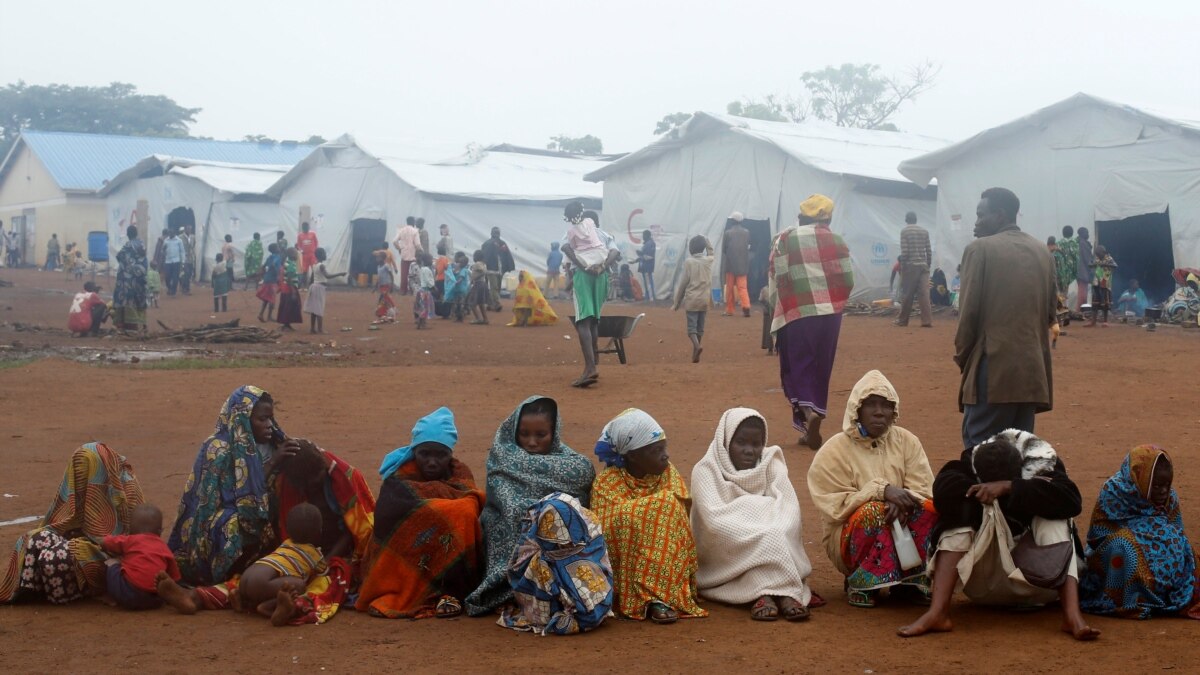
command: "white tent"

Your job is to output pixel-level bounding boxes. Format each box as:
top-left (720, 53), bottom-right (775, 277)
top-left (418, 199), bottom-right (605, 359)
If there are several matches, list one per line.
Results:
top-left (899, 93), bottom-right (1200, 305)
top-left (264, 136), bottom-right (612, 282)
top-left (583, 112), bottom-right (950, 301)
top-left (101, 156), bottom-right (294, 278)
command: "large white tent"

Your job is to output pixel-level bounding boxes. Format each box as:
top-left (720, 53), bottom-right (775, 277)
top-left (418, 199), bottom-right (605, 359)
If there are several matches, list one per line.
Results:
top-left (101, 156), bottom-right (295, 279)
top-left (583, 112), bottom-right (950, 301)
top-left (899, 93), bottom-right (1200, 305)
top-left (264, 136), bottom-right (612, 281)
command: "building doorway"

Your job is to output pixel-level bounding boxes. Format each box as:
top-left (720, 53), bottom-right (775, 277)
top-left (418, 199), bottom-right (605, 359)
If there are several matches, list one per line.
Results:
top-left (350, 218), bottom-right (387, 286)
top-left (167, 206), bottom-right (196, 234)
top-left (1095, 209), bottom-right (1174, 305)
top-left (743, 219), bottom-right (772, 302)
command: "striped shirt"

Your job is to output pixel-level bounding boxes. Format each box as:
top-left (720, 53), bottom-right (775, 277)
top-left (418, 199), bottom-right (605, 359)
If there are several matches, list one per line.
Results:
top-left (253, 539), bottom-right (326, 580)
top-left (899, 224), bottom-right (931, 268)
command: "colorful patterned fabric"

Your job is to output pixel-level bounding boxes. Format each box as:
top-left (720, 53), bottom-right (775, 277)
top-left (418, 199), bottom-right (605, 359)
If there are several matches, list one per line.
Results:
top-left (1, 443), bottom-right (144, 603)
top-left (507, 271), bottom-right (558, 326)
top-left (499, 493), bottom-right (614, 634)
top-left (254, 539), bottom-right (327, 580)
top-left (413, 288), bottom-right (434, 321)
top-left (114, 237), bottom-right (148, 329)
top-left (769, 223), bottom-right (854, 332)
top-left (356, 458), bottom-right (485, 619)
top-left (1093, 255), bottom-right (1116, 289)
top-left (1080, 446), bottom-right (1198, 618)
top-left (169, 385), bottom-right (278, 585)
top-left (591, 464), bottom-right (707, 619)
top-left (244, 239), bottom-right (263, 278)
top-left (277, 259), bottom-right (303, 324)
top-left (1057, 236), bottom-right (1079, 289)
top-left (593, 408), bottom-right (666, 469)
top-left (840, 499), bottom-right (937, 592)
top-left (465, 396), bottom-right (595, 616)
top-left (276, 448), bottom-right (376, 576)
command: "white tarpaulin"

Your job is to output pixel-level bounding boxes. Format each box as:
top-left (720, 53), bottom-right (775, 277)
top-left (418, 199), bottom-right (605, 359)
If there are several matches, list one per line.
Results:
top-left (584, 112), bottom-right (948, 301)
top-left (102, 156), bottom-right (292, 278)
top-left (899, 93), bottom-right (1200, 297)
top-left (264, 136), bottom-right (612, 278)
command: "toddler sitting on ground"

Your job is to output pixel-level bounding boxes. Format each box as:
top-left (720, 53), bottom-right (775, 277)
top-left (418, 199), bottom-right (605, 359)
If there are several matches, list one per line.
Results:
top-left (231, 503), bottom-right (327, 625)
top-left (101, 504), bottom-right (194, 613)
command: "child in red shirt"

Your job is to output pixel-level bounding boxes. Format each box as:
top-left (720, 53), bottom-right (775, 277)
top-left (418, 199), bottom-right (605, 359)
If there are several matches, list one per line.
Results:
top-left (102, 504), bottom-right (194, 613)
top-left (67, 281), bottom-right (109, 336)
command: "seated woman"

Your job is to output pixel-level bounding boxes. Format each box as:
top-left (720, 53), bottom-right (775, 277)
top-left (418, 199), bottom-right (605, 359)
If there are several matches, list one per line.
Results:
top-left (591, 408), bottom-right (707, 623)
top-left (357, 407), bottom-right (485, 619)
top-left (500, 492), bottom-right (614, 635)
top-left (1, 443), bottom-right (143, 604)
top-left (899, 430), bottom-right (1100, 641)
top-left (691, 407), bottom-right (815, 621)
top-left (166, 386), bottom-right (375, 624)
top-left (506, 271), bottom-right (559, 327)
top-left (807, 370), bottom-right (937, 608)
top-left (1080, 445), bottom-right (1199, 619)
top-left (465, 396), bottom-right (595, 616)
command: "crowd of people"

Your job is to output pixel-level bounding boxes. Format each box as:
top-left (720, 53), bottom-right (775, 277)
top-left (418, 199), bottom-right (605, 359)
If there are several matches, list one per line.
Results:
top-left (14, 187), bottom-right (1198, 644)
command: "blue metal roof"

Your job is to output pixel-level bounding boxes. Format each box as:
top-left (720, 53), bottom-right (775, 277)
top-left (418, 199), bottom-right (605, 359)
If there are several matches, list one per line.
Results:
top-left (14, 130), bottom-right (315, 192)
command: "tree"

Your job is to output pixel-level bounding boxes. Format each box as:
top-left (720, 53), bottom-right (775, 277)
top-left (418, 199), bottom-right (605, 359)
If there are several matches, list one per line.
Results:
top-left (547, 134), bottom-right (603, 154)
top-left (244, 134), bottom-right (327, 145)
top-left (726, 95), bottom-right (809, 124)
top-left (654, 112), bottom-right (693, 135)
top-left (0, 81), bottom-right (200, 156)
top-left (724, 62), bottom-right (938, 131)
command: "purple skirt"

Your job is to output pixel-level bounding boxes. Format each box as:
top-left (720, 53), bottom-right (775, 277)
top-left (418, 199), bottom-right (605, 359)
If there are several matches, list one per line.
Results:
top-left (777, 313), bottom-right (843, 430)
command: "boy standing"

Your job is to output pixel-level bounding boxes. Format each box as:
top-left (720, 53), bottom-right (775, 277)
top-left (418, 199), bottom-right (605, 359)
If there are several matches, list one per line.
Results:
top-left (546, 241), bottom-right (564, 299)
top-left (673, 235), bottom-right (714, 363)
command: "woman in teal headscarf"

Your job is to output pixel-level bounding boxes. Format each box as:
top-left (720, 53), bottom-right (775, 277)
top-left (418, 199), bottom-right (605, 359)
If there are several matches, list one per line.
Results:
top-left (358, 407), bottom-right (485, 619)
top-left (465, 396), bottom-right (595, 616)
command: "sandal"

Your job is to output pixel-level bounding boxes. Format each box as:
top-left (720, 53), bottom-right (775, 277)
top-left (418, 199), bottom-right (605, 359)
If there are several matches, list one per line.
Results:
top-left (751, 596), bottom-right (779, 622)
top-left (435, 595), bottom-right (463, 619)
top-left (807, 591), bottom-right (827, 608)
top-left (777, 597), bottom-right (810, 622)
top-left (846, 588), bottom-right (876, 608)
top-left (570, 373), bottom-right (599, 388)
top-left (646, 600), bottom-right (678, 624)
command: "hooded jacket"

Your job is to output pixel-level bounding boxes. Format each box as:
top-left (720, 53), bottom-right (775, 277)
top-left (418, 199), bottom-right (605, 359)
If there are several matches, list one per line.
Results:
top-left (806, 370), bottom-right (934, 573)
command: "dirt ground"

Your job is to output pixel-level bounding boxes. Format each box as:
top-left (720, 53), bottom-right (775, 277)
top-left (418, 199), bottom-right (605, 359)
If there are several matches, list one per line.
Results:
top-left (1, 267), bottom-right (1198, 673)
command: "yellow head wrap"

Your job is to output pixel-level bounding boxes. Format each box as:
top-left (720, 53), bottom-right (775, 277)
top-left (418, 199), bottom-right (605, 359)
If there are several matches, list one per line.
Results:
top-left (799, 194), bottom-right (834, 221)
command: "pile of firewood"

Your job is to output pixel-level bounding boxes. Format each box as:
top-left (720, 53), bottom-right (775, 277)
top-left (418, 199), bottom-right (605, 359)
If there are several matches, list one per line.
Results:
top-left (151, 319), bottom-right (278, 343)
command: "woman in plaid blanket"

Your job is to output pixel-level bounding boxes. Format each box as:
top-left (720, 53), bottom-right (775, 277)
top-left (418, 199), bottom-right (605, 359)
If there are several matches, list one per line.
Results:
top-left (769, 194), bottom-right (854, 450)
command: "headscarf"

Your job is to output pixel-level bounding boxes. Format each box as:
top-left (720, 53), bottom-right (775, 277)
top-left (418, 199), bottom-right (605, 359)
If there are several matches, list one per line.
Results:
top-left (1101, 445), bottom-right (1177, 521)
top-left (593, 408), bottom-right (666, 468)
top-left (169, 385), bottom-right (278, 585)
top-left (799, 194), bottom-right (834, 221)
top-left (380, 407), bottom-right (458, 480)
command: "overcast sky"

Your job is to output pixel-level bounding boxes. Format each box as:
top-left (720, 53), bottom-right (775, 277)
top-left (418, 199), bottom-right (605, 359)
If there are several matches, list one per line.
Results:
top-left (4, 0), bottom-right (1198, 151)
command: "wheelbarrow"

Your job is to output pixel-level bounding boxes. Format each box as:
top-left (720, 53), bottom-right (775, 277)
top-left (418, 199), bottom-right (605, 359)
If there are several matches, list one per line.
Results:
top-left (568, 313), bottom-right (645, 364)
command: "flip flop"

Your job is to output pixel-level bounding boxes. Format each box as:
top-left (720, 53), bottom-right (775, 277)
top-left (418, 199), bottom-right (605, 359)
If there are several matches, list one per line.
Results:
top-left (751, 596), bottom-right (779, 622)
top-left (646, 600), bottom-right (678, 625)
top-left (435, 595), bottom-right (462, 619)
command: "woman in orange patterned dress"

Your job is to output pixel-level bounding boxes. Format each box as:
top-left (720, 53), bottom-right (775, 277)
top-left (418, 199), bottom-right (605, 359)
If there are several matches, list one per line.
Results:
top-left (591, 408), bottom-right (707, 624)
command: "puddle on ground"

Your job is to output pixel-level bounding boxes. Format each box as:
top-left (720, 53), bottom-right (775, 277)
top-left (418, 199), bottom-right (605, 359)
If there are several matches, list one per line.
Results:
top-left (73, 349), bottom-right (195, 363)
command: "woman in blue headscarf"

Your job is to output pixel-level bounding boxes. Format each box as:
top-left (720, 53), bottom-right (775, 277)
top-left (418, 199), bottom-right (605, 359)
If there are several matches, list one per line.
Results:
top-left (1080, 445), bottom-right (1200, 619)
top-left (170, 385), bottom-right (300, 586)
top-left (357, 407), bottom-right (485, 619)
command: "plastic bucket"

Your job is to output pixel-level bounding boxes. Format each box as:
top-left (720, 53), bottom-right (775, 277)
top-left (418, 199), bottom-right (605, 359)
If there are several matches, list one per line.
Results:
top-left (87, 231), bottom-right (109, 262)
top-left (357, 273), bottom-right (369, 287)
top-left (711, 288), bottom-right (722, 303)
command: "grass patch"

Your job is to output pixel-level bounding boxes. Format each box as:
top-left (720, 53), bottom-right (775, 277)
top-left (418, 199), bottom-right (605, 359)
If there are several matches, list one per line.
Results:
top-left (0, 357), bottom-right (39, 370)
top-left (122, 356), bottom-right (280, 370)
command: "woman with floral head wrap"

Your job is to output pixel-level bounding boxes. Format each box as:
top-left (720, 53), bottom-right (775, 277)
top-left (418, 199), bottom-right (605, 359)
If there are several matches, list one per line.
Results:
top-left (357, 407), bottom-right (485, 619)
top-left (769, 194), bottom-right (854, 449)
top-left (590, 408), bottom-right (707, 623)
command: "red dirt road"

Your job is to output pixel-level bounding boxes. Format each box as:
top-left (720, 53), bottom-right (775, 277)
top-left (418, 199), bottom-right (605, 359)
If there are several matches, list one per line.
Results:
top-left (1, 268), bottom-right (1198, 673)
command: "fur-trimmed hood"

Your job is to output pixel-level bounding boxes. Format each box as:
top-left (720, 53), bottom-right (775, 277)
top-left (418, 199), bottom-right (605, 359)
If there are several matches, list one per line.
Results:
top-left (969, 429), bottom-right (1058, 480)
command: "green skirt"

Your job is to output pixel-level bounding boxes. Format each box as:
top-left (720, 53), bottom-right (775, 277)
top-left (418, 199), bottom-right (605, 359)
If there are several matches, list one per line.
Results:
top-left (571, 269), bottom-right (608, 322)
top-left (114, 305), bottom-right (146, 330)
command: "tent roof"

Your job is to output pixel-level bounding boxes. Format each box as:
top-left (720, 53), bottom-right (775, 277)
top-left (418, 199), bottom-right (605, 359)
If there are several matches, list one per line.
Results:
top-left (97, 155), bottom-right (292, 197)
top-left (898, 93), bottom-right (1200, 187)
top-left (583, 111), bottom-right (950, 184)
top-left (0, 130), bottom-right (313, 193)
top-left (267, 134), bottom-right (608, 204)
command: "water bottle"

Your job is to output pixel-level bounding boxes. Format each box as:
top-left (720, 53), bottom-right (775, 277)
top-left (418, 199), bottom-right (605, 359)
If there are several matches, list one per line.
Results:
top-left (892, 519), bottom-right (922, 570)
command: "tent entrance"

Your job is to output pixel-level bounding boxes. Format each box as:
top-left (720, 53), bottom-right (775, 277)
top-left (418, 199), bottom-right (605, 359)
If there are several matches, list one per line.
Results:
top-left (350, 218), bottom-right (387, 286)
top-left (744, 219), bottom-right (772, 301)
top-left (167, 206), bottom-right (196, 235)
top-left (1095, 210), bottom-right (1174, 304)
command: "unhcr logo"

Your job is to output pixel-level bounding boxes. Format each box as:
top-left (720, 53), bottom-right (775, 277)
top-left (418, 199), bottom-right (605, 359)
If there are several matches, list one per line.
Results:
top-left (870, 241), bottom-right (890, 265)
